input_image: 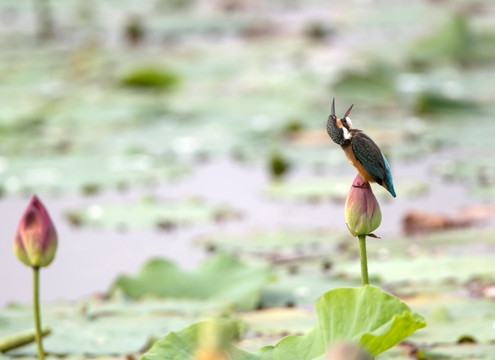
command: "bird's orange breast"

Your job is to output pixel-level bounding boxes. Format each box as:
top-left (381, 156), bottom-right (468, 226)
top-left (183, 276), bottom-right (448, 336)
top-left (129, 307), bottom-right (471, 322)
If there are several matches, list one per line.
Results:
top-left (342, 145), bottom-right (375, 183)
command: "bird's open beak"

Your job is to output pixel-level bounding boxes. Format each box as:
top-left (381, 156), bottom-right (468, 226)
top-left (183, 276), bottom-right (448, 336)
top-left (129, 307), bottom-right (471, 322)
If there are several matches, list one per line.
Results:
top-left (343, 104), bottom-right (354, 118)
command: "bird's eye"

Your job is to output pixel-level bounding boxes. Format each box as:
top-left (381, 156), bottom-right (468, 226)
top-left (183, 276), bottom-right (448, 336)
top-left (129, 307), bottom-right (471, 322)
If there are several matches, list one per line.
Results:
top-left (342, 118), bottom-right (352, 129)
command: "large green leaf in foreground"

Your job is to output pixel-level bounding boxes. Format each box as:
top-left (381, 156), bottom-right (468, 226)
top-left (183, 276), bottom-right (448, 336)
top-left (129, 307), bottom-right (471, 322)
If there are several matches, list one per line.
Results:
top-left (142, 286), bottom-right (426, 360)
top-left (112, 254), bottom-right (271, 310)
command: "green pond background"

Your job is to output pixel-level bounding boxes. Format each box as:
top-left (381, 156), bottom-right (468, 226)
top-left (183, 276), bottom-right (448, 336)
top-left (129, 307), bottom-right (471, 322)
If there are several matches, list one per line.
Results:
top-left (1, 0), bottom-right (495, 359)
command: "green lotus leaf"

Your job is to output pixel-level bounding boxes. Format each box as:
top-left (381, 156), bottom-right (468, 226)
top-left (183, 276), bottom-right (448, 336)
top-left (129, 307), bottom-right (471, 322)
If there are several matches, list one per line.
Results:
top-left (142, 286), bottom-right (426, 360)
top-left (258, 285), bottom-right (425, 358)
top-left (112, 254), bottom-right (272, 310)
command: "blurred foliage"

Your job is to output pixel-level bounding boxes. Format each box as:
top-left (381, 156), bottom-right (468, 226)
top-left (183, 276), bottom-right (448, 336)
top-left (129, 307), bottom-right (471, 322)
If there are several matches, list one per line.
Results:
top-left (155, 0), bottom-right (196, 12)
top-left (333, 62), bottom-right (397, 103)
top-left (420, 344), bottom-right (495, 359)
top-left (303, 21), bottom-right (334, 42)
top-left (123, 15), bottom-right (146, 45)
top-left (260, 270), bottom-right (360, 308)
top-left (433, 156), bottom-right (495, 197)
top-left (196, 228), bottom-right (347, 261)
top-left (65, 196), bottom-right (241, 230)
top-left (282, 117), bottom-right (305, 137)
top-left (412, 91), bottom-right (478, 115)
top-left (265, 177), bottom-right (429, 202)
top-left (0, 155), bottom-right (187, 196)
top-left (119, 66), bottom-right (180, 90)
top-left (268, 151), bottom-right (291, 180)
top-left (412, 298), bottom-right (495, 344)
top-left (337, 255), bottom-right (495, 287)
top-left (0, 6), bottom-right (493, 197)
top-left (409, 13), bottom-right (495, 69)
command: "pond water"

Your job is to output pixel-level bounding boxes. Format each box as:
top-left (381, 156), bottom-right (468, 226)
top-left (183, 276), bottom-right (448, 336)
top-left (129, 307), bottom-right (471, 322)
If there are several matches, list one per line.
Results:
top-left (0, 151), bottom-right (475, 306)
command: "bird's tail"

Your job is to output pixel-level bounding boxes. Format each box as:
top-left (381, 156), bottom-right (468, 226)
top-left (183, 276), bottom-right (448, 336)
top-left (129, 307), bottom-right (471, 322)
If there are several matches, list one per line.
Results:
top-left (384, 178), bottom-right (396, 198)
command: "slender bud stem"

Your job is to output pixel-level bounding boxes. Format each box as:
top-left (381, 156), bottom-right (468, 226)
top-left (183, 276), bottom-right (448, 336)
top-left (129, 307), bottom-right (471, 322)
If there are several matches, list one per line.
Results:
top-left (358, 235), bottom-right (369, 286)
top-left (33, 267), bottom-right (45, 360)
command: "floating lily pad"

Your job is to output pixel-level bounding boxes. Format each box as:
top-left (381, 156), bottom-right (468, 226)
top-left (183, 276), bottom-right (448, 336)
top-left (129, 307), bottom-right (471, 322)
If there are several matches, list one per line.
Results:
top-left (238, 308), bottom-right (316, 337)
top-left (0, 298), bottom-right (210, 356)
top-left (410, 296), bottom-right (495, 345)
top-left (376, 346), bottom-right (412, 360)
top-left (195, 229), bottom-right (347, 261)
top-left (338, 227), bottom-right (495, 262)
top-left (336, 255), bottom-right (495, 287)
top-left (422, 343), bottom-right (495, 359)
top-left (85, 298), bottom-right (229, 320)
top-left (260, 271), bottom-right (361, 308)
top-left (433, 156), bottom-right (495, 197)
top-left (0, 155), bottom-right (188, 196)
top-left (65, 196), bottom-right (241, 230)
top-left (111, 254), bottom-right (271, 310)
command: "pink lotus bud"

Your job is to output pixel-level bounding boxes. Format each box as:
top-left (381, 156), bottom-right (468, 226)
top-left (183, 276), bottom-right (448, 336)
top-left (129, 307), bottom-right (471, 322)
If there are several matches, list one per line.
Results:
top-left (14, 195), bottom-right (58, 267)
top-left (326, 341), bottom-right (371, 360)
top-left (345, 174), bottom-right (381, 237)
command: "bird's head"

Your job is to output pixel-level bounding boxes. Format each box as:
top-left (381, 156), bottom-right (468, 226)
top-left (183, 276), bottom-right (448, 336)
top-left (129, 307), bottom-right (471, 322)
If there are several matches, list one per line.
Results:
top-left (326, 98), bottom-right (354, 145)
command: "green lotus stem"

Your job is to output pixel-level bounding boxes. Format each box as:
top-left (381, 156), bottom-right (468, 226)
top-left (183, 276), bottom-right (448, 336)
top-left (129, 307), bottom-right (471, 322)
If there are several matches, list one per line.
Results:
top-left (33, 267), bottom-right (45, 360)
top-left (358, 235), bottom-right (369, 286)
top-left (0, 327), bottom-right (51, 353)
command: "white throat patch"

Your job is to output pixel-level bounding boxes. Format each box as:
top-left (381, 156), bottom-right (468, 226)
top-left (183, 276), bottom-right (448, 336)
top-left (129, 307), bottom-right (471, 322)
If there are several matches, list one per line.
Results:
top-left (342, 126), bottom-right (351, 140)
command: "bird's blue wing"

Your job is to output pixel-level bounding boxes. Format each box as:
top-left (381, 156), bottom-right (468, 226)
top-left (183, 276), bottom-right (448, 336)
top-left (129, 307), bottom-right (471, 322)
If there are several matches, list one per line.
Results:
top-left (351, 132), bottom-right (396, 197)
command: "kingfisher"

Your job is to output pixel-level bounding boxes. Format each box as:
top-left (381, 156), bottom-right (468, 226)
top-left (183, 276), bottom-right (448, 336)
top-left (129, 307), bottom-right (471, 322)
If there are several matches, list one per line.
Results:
top-left (326, 98), bottom-right (396, 197)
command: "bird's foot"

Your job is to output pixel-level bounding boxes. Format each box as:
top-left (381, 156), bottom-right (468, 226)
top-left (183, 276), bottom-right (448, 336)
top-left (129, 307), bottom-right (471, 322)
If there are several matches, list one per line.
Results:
top-left (352, 182), bottom-right (370, 189)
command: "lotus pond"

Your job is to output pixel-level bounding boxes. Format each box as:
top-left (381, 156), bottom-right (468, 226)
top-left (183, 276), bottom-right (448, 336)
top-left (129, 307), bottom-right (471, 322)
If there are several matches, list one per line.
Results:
top-left (1, 0), bottom-right (495, 359)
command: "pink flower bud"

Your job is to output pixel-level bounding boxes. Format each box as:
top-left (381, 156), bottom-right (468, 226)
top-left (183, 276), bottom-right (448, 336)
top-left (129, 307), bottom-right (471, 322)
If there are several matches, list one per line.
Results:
top-left (345, 174), bottom-right (381, 237)
top-left (326, 342), bottom-right (371, 360)
top-left (14, 195), bottom-right (58, 267)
